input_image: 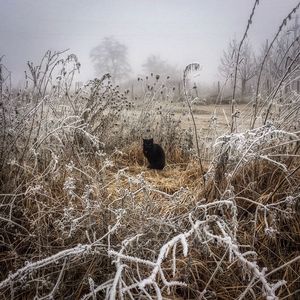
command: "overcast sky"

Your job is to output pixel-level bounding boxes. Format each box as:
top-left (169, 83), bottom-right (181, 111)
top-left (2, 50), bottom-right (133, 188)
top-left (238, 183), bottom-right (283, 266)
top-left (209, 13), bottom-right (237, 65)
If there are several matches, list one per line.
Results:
top-left (0, 0), bottom-right (299, 85)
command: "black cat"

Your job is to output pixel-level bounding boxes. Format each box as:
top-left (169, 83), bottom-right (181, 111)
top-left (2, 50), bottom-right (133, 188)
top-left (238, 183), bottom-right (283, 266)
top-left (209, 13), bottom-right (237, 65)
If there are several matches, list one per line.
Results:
top-left (143, 138), bottom-right (166, 170)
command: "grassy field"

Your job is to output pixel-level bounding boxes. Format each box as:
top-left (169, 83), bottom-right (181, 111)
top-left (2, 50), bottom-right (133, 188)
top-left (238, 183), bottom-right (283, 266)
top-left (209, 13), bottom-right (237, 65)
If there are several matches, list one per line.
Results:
top-left (172, 103), bottom-right (251, 132)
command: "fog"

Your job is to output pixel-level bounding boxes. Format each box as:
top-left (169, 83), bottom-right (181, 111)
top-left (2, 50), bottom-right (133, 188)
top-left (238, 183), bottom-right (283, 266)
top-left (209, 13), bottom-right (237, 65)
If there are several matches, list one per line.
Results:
top-left (0, 0), bottom-right (299, 85)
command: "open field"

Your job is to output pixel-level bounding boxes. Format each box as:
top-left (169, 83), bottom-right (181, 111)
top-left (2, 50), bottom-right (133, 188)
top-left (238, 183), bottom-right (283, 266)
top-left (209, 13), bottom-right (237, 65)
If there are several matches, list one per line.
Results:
top-left (159, 102), bottom-right (252, 135)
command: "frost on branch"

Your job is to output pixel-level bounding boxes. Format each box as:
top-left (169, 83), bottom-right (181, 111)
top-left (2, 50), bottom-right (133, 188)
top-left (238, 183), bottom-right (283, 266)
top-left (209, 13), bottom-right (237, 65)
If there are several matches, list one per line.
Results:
top-left (205, 124), bottom-right (299, 184)
top-left (78, 197), bottom-right (287, 300)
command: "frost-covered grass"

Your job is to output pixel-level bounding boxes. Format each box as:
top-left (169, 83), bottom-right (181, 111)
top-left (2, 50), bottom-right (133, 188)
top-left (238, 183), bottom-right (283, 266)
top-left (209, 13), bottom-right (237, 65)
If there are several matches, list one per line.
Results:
top-left (0, 115), bottom-right (299, 299)
top-left (1, 10), bottom-right (300, 297)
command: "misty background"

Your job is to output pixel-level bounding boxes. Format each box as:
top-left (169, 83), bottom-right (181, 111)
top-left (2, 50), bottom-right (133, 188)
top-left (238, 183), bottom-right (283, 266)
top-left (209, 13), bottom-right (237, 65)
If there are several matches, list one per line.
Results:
top-left (0, 0), bottom-right (299, 87)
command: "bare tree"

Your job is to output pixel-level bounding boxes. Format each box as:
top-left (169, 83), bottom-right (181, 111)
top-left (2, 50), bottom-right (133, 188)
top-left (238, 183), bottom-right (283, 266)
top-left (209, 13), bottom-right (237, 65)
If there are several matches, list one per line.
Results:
top-left (90, 36), bottom-right (131, 84)
top-left (219, 39), bottom-right (257, 100)
top-left (263, 18), bottom-right (300, 83)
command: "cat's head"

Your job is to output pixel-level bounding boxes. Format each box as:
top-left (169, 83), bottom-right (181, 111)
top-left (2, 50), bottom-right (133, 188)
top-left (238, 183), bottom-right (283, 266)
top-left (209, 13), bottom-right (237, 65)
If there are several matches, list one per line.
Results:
top-left (143, 138), bottom-right (154, 148)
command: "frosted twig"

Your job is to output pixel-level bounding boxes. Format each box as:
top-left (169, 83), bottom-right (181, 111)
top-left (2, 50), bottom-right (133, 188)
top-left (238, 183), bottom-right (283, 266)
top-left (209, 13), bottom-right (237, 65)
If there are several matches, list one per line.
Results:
top-left (108, 251), bottom-right (156, 267)
top-left (111, 218), bottom-right (207, 296)
top-left (0, 244), bottom-right (92, 290)
top-left (38, 259), bottom-right (67, 300)
top-left (0, 212), bottom-right (123, 291)
top-left (203, 221), bottom-right (286, 300)
top-left (80, 280), bottom-right (113, 300)
top-left (240, 254), bottom-right (300, 299)
top-left (108, 264), bottom-right (125, 300)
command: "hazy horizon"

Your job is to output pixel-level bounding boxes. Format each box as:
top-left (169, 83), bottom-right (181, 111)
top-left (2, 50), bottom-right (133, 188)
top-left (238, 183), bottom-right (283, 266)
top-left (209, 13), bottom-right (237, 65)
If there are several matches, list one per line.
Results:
top-left (1, 0), bottom-right (299, 86)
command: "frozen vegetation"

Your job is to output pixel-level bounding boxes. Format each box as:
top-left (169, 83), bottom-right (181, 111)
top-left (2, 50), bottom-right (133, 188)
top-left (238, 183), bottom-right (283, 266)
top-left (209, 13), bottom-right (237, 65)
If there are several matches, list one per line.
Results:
top-left (0, 2), bottom-right (300, 299)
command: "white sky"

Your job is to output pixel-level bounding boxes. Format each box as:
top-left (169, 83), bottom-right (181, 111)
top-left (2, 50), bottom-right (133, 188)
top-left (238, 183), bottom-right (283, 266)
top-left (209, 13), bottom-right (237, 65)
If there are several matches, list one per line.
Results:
top-left (0, 0), bottom-right (299, 85)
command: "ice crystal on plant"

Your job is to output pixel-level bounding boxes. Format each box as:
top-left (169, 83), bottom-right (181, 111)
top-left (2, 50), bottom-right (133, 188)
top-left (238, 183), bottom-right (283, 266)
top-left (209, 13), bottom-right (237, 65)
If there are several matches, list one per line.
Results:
top-left (265, 227), bottom-right (278, 238)
top-left (66, 161), bottom-right (75, 172)
top-left (82, 185), bottom-right (94, 208)
top-left (63, 177), bottom-right (76, 198)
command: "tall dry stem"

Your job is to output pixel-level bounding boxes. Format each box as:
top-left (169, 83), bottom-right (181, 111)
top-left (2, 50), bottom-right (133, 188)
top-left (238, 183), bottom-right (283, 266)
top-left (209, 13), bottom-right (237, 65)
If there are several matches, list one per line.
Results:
top-left (251, 2), bottom-right (300, 129)
top-left (232, 0), bottom-right (260, 132)
top-left (183, 63), bottom-right (206, 186)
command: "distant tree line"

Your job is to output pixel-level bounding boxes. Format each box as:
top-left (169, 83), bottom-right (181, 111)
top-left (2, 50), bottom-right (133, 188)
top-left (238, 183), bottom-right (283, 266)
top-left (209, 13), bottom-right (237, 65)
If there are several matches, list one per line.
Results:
top-left (219, 16), bottom-right (300, 101)
top-left (90, 18), bottom-right (300, 102)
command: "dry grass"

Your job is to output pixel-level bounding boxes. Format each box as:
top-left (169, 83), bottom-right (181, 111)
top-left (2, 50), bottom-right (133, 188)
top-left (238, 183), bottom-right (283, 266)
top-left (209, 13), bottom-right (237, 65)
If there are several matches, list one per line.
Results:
top-left (1, 6), bottom-right (300, 297)
top-left (0, 133), bottom-right (299, 299)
